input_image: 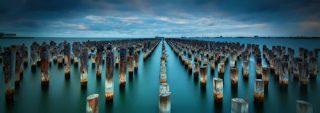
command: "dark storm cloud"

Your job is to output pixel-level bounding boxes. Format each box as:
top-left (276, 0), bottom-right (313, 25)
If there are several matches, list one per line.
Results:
top-left (1, 0), bottom-right (319, 21)
top-left (0, 0), bottom-right (319, 37)
top-left (215, 0), bottom-right (320, 23)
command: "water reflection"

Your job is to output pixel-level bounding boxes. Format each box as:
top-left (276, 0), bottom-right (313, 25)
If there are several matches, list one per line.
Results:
top-left (105, 102), bottom-right (113, 112)
top-left (1, 38), bottom-right (319, 113)
top-left (159, 98), bottom-right (171, 113)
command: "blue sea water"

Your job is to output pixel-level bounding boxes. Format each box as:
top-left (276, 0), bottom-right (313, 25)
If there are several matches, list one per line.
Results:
top-left (0, 37), bottom-right (319, 113)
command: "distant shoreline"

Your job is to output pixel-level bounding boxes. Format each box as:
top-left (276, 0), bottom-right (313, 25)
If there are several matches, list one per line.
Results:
top-left (186, 37), bottom-right (320, 40)
top-left (1, 36), bottom-right (320, 39)
top-left (235, 37), bottom-right (320, 39)
top-left (0, 37), bottom-right (154, 39)
top-left (0, 37), bottom-right (35, 39)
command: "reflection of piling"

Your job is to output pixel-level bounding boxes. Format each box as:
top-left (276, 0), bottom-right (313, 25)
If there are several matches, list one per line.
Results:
top-left (40, 72), bottom-right (49, 89)
top-left (31, 63), bottom-right (36, 72)
top-left (65, 69), bottom-right (70, 79)
top-left (80, 79), bottom-right (88, 89)
top-left (96, 66), bottom-right (102, 80)
top-left (159, 96), bottom-right (171, 113)
top-left (41, 77), bottom-right (49, 89)
top-left (37, 59), bottom-right (41, 66)
top-left (5, 89), bottom-right (14, 104)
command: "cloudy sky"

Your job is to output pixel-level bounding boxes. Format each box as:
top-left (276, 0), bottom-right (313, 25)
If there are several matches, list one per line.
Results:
top-left (0, 0), bottom-right (320, 37)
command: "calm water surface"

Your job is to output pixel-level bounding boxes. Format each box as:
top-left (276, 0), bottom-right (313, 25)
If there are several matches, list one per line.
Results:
top-left (0, 38), bottom-right (319, 113)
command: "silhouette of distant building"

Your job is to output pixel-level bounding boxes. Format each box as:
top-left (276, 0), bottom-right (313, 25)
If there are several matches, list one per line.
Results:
top-left (0, 33), bottom-right (16, 38)
top-left (155, 36), bottom-right (164, 40)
